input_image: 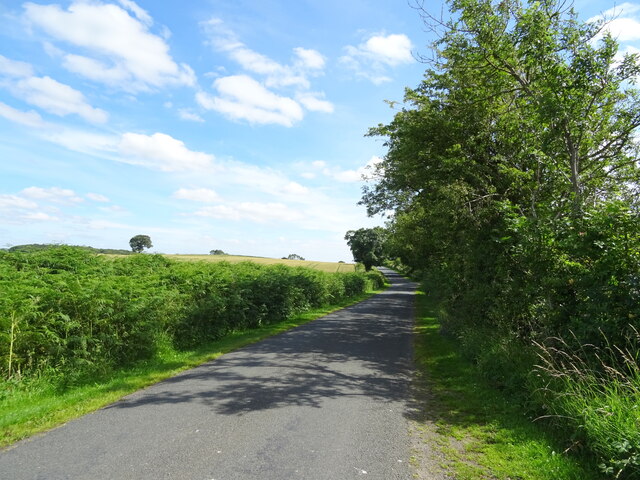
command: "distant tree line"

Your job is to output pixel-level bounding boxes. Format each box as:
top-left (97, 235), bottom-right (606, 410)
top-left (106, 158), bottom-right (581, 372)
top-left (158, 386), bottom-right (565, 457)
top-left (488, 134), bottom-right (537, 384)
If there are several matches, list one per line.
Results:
top-left (4, 244), bottom-right (133, 255)
top-left (283, 254), bottom-right (305, 261)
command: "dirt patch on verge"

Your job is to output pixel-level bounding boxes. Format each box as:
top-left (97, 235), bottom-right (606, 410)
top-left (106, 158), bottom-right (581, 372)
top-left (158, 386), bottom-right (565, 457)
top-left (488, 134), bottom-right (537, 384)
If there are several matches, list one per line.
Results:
top-left (406, 370), bottom-right (455, 480)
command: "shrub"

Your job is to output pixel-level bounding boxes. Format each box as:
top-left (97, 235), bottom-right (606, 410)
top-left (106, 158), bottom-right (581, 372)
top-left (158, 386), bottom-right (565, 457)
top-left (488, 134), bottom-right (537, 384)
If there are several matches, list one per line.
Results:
top-left (534, 331), bottom-right (640, 479)
top-left (0, 248), bottom-right (375, 382)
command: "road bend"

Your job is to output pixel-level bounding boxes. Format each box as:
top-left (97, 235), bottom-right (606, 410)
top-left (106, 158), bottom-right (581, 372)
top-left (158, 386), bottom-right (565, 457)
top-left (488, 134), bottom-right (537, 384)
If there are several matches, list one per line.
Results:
top-left (1, 268), bottom-right (417, 480)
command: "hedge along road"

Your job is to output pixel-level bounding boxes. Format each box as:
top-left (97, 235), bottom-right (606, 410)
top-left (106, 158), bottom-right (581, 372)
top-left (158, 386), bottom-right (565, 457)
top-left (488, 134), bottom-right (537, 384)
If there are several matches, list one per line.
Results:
top-left (0, 268), bottom-right (418, 480)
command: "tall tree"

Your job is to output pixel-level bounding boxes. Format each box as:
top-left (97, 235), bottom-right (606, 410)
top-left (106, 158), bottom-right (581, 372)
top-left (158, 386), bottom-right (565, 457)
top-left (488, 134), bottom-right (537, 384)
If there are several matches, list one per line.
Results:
top-left (344, 227), bottom-right (388, 271)
top-left (129, 235), bottom-right (153, 253)
top-left (362, 2), bottom-right (640, 473)
top-left (366, 0), bottom-right (640, 219)
top-left (362, 0), bottom-right (640, 338)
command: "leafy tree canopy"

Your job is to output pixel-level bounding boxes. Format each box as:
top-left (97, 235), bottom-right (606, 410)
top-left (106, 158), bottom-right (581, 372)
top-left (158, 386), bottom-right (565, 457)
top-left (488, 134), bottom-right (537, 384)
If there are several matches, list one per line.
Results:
top-left (286, 253), bottom-right (305, 260)
top-left (362, 2), bottom-right (640, 474)
top-left (363, 0), bottom-right (640, 282)
top-left (210, 249), bottom-right (227, 255)
top-left (344, 227), bottom-right (388, 271)
top-left (129, 235), bottom-right (153, 253)
top-left (7, 244), bottom-right (132, 255)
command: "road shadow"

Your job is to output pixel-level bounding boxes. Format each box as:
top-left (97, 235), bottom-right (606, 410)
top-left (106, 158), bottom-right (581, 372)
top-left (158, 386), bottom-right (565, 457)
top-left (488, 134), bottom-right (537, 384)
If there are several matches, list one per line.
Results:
top-left (106, 269), bottom-right (418, 416)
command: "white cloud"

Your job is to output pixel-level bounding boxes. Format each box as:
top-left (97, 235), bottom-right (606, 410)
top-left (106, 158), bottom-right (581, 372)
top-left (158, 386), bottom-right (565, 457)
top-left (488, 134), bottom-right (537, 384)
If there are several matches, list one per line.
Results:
top-left (0, 187), bottom-right (84, 226)
top-left (0, 55), bottom-right (107, 124)
top-left (15, 76), bottom-right (108, 123)
top-left (0, 55), bottom-right (34, 77)
top-left (607, 18), bottom-right (640, 41)
top-left (173, 188), bottom-right (220, 202)
top-left (235, 51), bottom-right (307, 87)
top-left (294, 47), bottom-right (326, 70)
top-left (0, 102), bottom-right (46, 128)
top-left (23, 212), bottom-right (59, 222)
top-left (197, 75), bottom-right (304, 127)
top-left (341, 33), bottom-right (414, 83)
top-left (43, 41), bottom-right (64, 58)
top-left (61, 54), bottom-right (130, 85)
top-left (118, 132), bottom-right (214, 171)
top-left (99, 205), bottom-right (128, 214)
top-left (23, 1), bottom-right (195, 92)
top-left (588, 4), bottom-right (640, 44)
top-left (215, 161), bottom-right (314, 201)
top-left (24, 123), bottom-right (215, 175)
top-left (21, 186), bottom-right (84, 204)
top-left (281, 181), bottom-right (309, 195)
top-left (194, 202), bottom-right (303, 223)
top-left (203, 18), bottom-right (321, 90)
top-left (588, 3), bottom-right (640, 23)
top-left (362, 34), bottom-right (414, 66)
top-left (43, 129), bottom-right (117, 155)
top-left (178, 109), bottom-right (205, 122)
top-left (296, 92), bottom-right (334, 113)
top-left (603, 2), bottom-right (640, 17)
top-left (87, 193), bottom-right (110, 202)
top-left (117, 0), bottom-right (153, 27)
top-left (228, 47), bottom-right (278, 75)
top-left (312, 156), bottom-right (383, 183)
top-left (332, 169), bottom-right (363, 183)
top-left (0, 194), bottom-right (38, 210)
top-left (87, 219), bottom-right (133, 230)
top-left (620, 44), bottom-right (640, 59)
top-left (200, 18), bottom-right (332, 121)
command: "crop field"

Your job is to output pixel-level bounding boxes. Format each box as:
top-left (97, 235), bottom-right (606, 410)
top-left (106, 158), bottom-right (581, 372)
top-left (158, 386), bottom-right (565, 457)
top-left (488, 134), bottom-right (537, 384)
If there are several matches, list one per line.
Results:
top-left (164, 254), bottom-right (357, 273)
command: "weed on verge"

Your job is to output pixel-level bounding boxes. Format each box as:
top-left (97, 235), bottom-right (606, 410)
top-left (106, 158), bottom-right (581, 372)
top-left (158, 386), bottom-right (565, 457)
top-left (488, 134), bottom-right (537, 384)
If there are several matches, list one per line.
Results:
top-left (411, 290), bottom-right (601, 480)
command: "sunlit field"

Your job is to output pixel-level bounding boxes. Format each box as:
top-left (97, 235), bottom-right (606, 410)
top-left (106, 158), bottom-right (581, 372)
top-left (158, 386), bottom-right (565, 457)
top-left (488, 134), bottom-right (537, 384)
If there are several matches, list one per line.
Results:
top-left (165, 255), bottom-right (357, 273)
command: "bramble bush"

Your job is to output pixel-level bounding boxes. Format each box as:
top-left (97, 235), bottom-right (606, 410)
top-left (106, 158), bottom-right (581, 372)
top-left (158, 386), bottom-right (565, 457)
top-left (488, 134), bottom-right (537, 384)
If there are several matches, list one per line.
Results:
top-left (0, 247), bottom-right (384, 383)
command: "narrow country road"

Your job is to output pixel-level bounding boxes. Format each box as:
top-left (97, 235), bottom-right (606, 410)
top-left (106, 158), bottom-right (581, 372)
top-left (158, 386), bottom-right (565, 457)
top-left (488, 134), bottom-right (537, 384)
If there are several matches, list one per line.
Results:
top-left (1, 269), bottom-right (418, 480)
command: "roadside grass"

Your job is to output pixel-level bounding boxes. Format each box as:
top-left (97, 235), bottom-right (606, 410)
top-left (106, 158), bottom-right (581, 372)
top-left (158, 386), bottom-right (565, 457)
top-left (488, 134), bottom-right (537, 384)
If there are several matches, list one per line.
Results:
top-left (413, 290), bottom-right (601, 480)
top-left (164, 255), bottom-right (357, 273)
top-left (0, 288), bottom-right (383, 449)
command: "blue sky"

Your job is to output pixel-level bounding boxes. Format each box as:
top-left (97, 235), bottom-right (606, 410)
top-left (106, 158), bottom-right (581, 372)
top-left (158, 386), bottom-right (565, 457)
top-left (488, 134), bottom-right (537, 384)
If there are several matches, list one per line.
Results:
top-left (0, 0), bottom-right (637, 261)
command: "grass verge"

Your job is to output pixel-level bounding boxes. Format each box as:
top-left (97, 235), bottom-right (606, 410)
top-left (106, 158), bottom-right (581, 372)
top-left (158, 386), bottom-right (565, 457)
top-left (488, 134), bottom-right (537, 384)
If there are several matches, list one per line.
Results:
top-left (412, 290), bottom-right (601, 479)
top-left (1, 288), bottom-right (383, 449)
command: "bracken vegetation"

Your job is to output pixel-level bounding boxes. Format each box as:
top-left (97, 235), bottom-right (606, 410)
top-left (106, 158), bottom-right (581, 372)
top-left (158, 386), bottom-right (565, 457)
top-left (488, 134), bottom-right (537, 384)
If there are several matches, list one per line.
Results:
top-left (365, 0), bottom-right (640, 477)
top-left (0, 246), bottom-right (384, 386)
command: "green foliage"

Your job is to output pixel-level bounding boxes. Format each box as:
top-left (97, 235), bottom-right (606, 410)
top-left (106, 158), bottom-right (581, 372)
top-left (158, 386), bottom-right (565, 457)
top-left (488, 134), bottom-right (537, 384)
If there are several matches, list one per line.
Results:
top-left (0, 288), bottom-right (379, 447)
top-left (7, 243), bottom-right (132, 255)
top-left (209, 249), bottom-right (227, 255)
top-left (363, 0), bottom-right (640, 476)
top-left (344, 227), bottom-right (388, 270)
top-left (129, 234), bottom-right (153, 253)
top-left (286, 253), bottom-right (305, 260)
top-left (414, 291), bottom-right (600, 479)
top-left (534, 331), bottom-right (640, 479)
top-left (0, 247), bottom-right (379, 384)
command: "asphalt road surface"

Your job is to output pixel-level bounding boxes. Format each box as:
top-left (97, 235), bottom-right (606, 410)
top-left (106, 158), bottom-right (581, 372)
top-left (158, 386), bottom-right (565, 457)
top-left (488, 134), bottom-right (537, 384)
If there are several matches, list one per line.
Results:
top-left (1, 268), bottom-right (417, 480)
